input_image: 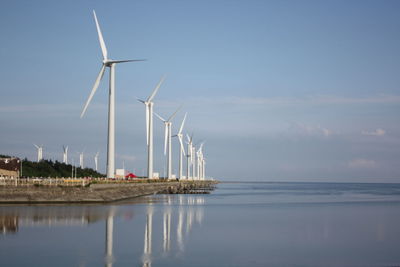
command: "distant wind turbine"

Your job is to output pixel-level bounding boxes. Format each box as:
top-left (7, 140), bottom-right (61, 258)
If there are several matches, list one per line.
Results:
top-left (80, 10), bottom-right (145, 178)
top-left (78, 149), bottom-right (85, 169)
top-left (186, 135), bottom-right (193, 180)
top-left (62, 145), bottom-right (68, 164)
top-left (155, 106), bottom-right (182, 179)
top-left (137, 75), bottom-right (166, 179)
top-left (33, 144), bottom-right (43, 162)
top-left (197, 143), bottom-right (204, 180)
top-left (173, 113), bottom-right (187, 180)
top-left (203, 158), bottom-right (206, 180)
top-left (94, 151), bottom-right (99, 172)
top-left (191, 142), bottom-right (196, 179)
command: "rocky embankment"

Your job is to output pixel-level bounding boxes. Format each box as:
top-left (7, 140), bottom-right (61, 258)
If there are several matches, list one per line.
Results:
top-left (0, 181), bottom-right (217, 204)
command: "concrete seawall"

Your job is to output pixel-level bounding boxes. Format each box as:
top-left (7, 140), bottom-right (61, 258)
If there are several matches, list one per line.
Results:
top-left (0, 181), bottom-right (217, 204)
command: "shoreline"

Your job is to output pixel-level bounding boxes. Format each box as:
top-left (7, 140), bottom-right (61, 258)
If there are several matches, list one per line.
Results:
top-left (0, 180), bottom-right (217, 204)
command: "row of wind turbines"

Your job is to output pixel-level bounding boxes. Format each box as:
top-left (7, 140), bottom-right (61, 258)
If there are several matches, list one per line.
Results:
top-left (33, 144), bottom-right (100, 171)
top-left (78, 10), bottom-right (207, 180)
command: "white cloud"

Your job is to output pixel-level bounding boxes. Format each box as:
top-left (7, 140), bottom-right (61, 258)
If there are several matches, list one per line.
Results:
top-left (290, 123), bottom-right (333, 137)
top-left (362, 128), bottom-right (386, 136)
top-left (348, 159), bottom-right (377, 169)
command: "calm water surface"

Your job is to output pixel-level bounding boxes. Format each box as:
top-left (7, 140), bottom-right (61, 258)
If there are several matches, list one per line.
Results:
top-left (1, 182), bottom-right (400, 267)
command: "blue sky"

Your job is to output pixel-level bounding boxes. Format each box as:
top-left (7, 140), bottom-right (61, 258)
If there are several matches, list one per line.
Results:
top-left (1, 0), bottom-right (400, 182)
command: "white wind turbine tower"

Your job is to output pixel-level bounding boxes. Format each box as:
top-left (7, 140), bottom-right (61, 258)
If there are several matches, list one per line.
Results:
top-left (79, 150), bottom-right (85, 169)
top-left (33, 144), bottom-right (43, 162)
top-left (62, 145), bottom-right (68, 164)
top-left (155, 106), bottom-right (182, 179)
top-left (196, 143), bottom-right (204, 181)
top-left (190, 140), bottom-right (196, 179)
top-left (80, 10), bottom-right (144, 178)
top-left (186, 134), bottom-right (194, 180)
top-left (173, 113), bottom-right (187, 180)
top-left (202, 158), bottom-right (206, 180)
top-left (137, 76), bottom-right (166, 179)
top-left (94, 151), bottom-right (100, 172)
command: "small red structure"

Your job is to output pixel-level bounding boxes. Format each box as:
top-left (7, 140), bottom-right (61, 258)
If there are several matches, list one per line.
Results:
top-left (125, 173), bottom-right (137, 178)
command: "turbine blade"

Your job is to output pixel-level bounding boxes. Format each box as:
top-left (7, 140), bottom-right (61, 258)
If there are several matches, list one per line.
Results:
top-left (199, 143), bottom-right (204, 153)
top-left (164, 124), bottom-right (168, 155)
top-left (93, 10), bottom-right (108, 60)
top-left (198, 143), bottom-right (204, 153)
top-left (137, 97), bottom-right (145, 104)
top-left (167, 105), bottom-right (183, 122)
top-left (147, 75), bottom-right (166, 102)
top-left (80, 65), bottom-right (106, 118)
top-left (108, 59), bottom-right (146, 64)
top-left (154, 112), bottom-right (166, 122)
top-left (178, 136), bottom-right (186, 156)
top-left (178, 113), bottom-right (187, 135)
top-left (33, 144), bottom-right (39, 149)
top-left (146, 104), bottom-right (149, 145)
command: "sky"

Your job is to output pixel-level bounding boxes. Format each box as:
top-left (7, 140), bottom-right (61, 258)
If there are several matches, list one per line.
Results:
top-left (1, 0), bottom-right (400, 182)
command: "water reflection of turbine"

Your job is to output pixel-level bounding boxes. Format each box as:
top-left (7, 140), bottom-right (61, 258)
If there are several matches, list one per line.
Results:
top-left (195, 207), bottom-right (204, 225)
top-left (185, 196), bottom-right (205, 235)
top-left (186, 209), bottom-right (193, 235)
top-left (105, 209), bottom-right (115, 267)
top-left (177, 206), bottom-right (184, 251)
top-left (163, 208), bottom-right (171, 252)
top-left (143, 205), bottom-right (153, 267)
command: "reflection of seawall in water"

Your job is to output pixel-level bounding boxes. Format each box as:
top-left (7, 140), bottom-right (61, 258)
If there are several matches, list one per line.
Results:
top-left (0, 216), bottom-right (18, 234)
top-left (0, 195), bottom-right (207, 266)
top-left (0, 206), bottom-right (114, 229)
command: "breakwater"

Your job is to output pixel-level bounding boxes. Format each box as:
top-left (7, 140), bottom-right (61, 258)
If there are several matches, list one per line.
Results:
top-left (0, 180), bottom-right (217, 204)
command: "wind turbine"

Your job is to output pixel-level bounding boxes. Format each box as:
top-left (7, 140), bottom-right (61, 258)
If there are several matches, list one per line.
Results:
top-left (196, 143), bottom-right (204, 181)
top-left (94, 151), bottom-right (100, 172)
top-left (186, 135), bottom-right (193, 180)
top-left (80, 10), bottom-right (145, 178)
top-left (137, 76), bottom-right (166, 179)
top-left (202, 158), bottom-right (206, 180)
top-left (33, 144), bottom-right (43, 162)
top-left (191, 142), bottom-right (196, 179)
top-left (79, 150), bottom-right (85, 169)
top-left (62, 145), bottom-right (68, 164)
top-left (155, 106), bottom-right (182, 179)
top-left (173, 113), bottom-right (187, 180)
top-left (186, 135), bottom-right (197, 179)
top-left (197, 142), bottom-right (206, 180)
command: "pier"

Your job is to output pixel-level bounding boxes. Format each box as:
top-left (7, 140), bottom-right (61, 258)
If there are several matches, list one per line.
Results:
top-left (0, 179), bottom-right (217, 204)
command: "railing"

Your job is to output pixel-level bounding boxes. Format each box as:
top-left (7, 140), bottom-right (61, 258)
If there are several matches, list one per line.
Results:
top-left (0, 177), bottom-right (194, 187)
top-left (0, 177), bottom-right (90, 187)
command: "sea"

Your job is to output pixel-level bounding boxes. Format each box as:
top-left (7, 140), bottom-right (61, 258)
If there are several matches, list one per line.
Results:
top-left (1, 182), bottom-right (400, 267)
